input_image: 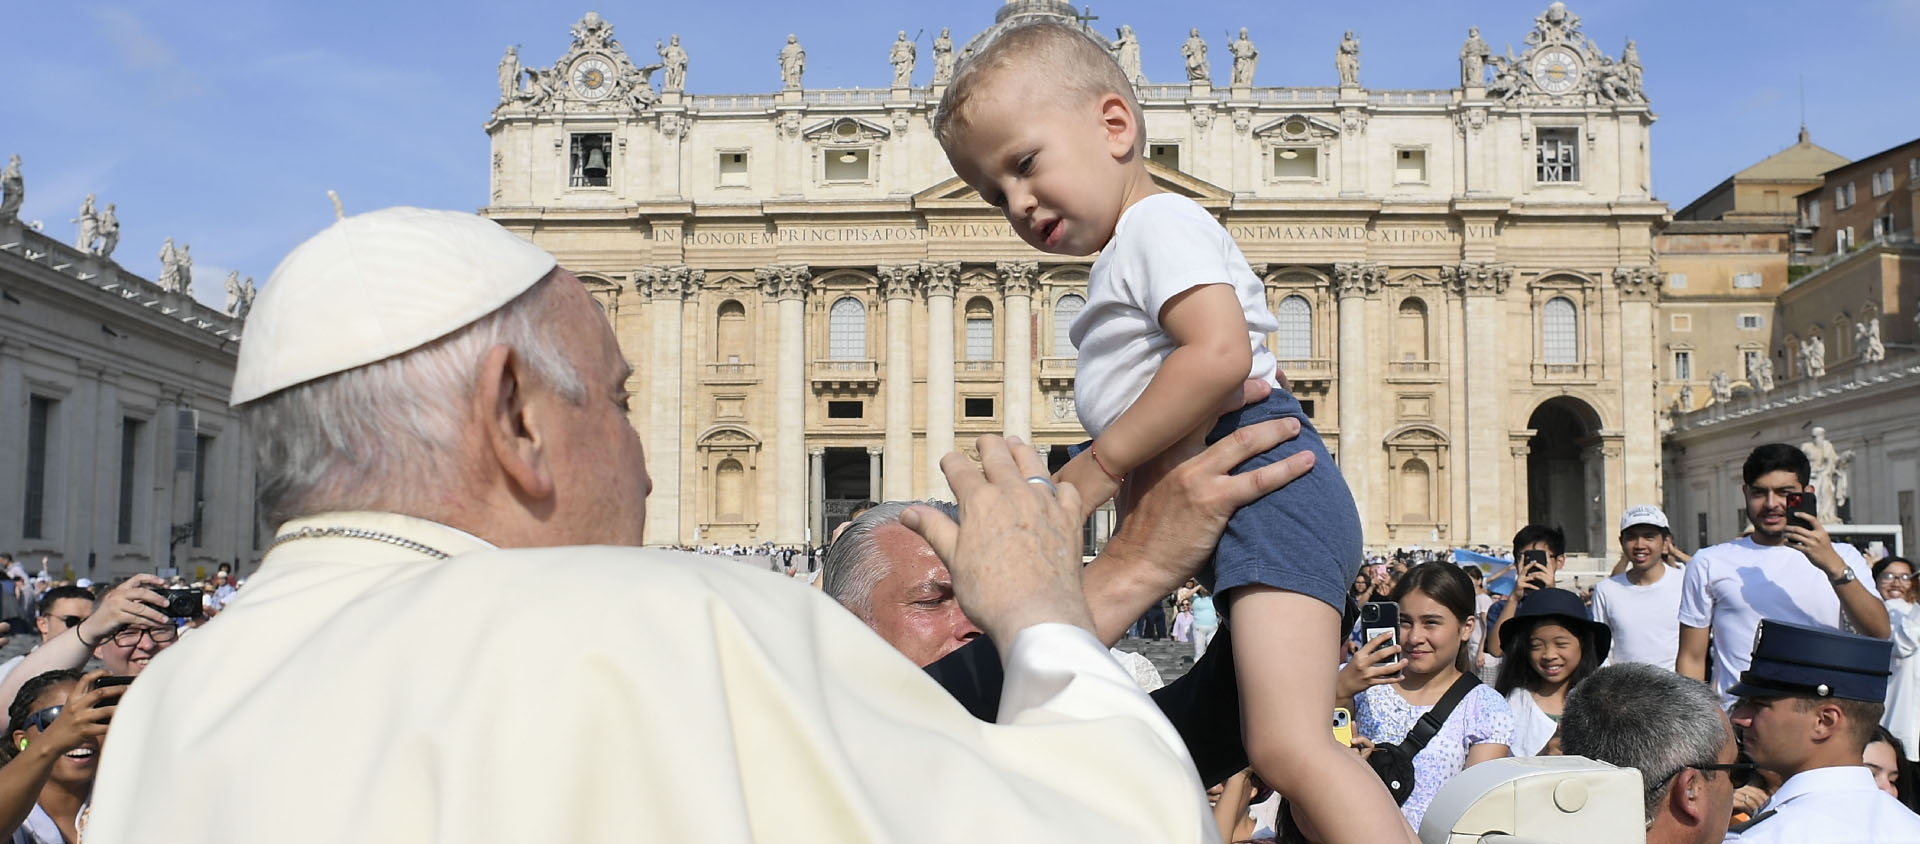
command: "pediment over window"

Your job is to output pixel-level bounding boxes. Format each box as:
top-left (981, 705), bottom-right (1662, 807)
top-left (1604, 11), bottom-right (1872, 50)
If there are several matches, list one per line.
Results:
top-left (697, 424), bottom-right (761, 448)
top-left (803, 117), bottom-right (892, 143)
top-left (1253, 114), bottom-right (1341, 141)
top-left (1384, 422), bottom-right (1450, 446)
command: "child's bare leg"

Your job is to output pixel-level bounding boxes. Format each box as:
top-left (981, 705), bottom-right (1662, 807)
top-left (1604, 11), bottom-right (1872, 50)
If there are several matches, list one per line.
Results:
top-left (1229, 586), bottom-right (1419, 844)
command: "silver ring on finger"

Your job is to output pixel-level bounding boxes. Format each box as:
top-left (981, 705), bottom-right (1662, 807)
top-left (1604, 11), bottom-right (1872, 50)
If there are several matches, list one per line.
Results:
top-left (1024, 476), bottom-right (1058, 495)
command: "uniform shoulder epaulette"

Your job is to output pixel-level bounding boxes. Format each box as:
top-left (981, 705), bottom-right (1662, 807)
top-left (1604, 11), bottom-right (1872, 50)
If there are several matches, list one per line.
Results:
top-left (1727, 809), bottom-right (1777, 835)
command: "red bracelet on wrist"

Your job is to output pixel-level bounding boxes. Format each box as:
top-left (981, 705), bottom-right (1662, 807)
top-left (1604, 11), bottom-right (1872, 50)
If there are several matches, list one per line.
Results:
top-left (1089, 441), bottom-right (1125, 483)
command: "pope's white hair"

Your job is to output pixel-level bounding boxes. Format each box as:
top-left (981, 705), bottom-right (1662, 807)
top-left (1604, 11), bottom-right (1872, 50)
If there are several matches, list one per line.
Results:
top-left (242, 272), bottom-right (586, 527)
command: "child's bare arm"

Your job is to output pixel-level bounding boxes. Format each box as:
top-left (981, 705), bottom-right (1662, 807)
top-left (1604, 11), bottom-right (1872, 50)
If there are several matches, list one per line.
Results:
top-left (1092, 283), bottom-right (1252, 477)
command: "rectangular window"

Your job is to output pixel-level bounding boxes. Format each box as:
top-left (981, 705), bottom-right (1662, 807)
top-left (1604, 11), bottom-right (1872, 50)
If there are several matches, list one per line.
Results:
top-left (827, 400), bottom-right (863, 419)
top-left (965, 317), bottom-right (994, 361)
top-left (117, 418), bottom-right (142, 545)
top-left (1838, 226), bottom-right (1855, 251)
top-left (1272, 146), bottom-right (1318, 179)
top-left (1732, 272), bottom-right (1762, 289)
top-left (1670, 313), bottom-right (1692, 332)
top-left (1299, 399), bottom-right (1316, 419)
top-left (1806, 201), bottom-right (1821, 226)
top-left (963, 397), bottom-right (995, 418)
top-left (1910, 159), bottom-right (1919, 182)
top-left (1673, 350), bottom-right (1692, 381)
top-left (1395, 148), bottom-right (1428, 183)
top-left (23, 396), bottom-right (52, 539)
top-left (717, 151), bottom-right (749, 187)
top-left (1874, 213), bottom-right (1895, 240)
top-left (1667, 272), bottom-right (1687, 289)
top-left (1738, 314), bottom-right (1763, 330)
top-left (1743, 349), bottom-right (1762, 378)
top-left (568, 133), bottom-right (612, 188)
top-left (824, 148), bottom-right (871, 182)
top-left (1837, 182), bottom-right (1855, 209)
top-left (1536, 128), bottom-right (1579, 183)
top-left (1148, 144), bottom-right (1180, 171)
top-left (1872, 168), bottom-right (1894, 197)
top-left (191, 435), bottom-right (212, 547)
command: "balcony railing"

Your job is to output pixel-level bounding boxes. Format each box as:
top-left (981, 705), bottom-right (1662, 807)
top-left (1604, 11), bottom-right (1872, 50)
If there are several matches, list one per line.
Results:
top-left (1038, 356), bottom-right (1078, 390)
top-left (1276, 357), bottom-right (1335, 384)
top-left (702, 362), bottom-right (758, 383)
top-left (1532, 361), bottom-right (1596, 383)
top-left (957, 359), bottom-right (1004, 381)
top-left (1388, 359), bottom-right (1445, 379)
top-left (810, 359), bottom-right (879, 391)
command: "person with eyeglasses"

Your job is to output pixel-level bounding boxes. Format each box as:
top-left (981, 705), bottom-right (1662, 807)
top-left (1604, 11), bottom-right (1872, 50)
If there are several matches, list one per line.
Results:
top-left (0, 575), bottom-right (174, 715)
top-left (1723, 619), bottom-right (1920, 842)
top-left (1879, 556), bottom-right (1920, 766)
top-left (0, 669), bottom-right (126, 844)
top-left (1558, 662), bottom-right (1744, 844)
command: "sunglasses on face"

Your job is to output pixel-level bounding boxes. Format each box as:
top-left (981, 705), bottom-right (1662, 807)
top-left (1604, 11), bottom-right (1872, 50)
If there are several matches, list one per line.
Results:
top-left (1654, 760), bottom-right (1756, 791)
top-left (48, 615), bottom-right (84, 630)
top-left (21, 706), bottom-right (62, 733)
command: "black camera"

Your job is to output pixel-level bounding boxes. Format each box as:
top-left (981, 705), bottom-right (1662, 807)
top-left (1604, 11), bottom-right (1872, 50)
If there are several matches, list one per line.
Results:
top-left (161, 588), bottom-right (202, 618)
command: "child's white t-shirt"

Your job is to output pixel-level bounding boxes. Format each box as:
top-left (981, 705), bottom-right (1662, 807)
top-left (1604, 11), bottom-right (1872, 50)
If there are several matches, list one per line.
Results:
top-left (1677, 535), bottom-right (1877, 707)
top-left (1589, 565), bottom-right (1686, 671)
top-left (1069, 193), bottom-right (1279, 437)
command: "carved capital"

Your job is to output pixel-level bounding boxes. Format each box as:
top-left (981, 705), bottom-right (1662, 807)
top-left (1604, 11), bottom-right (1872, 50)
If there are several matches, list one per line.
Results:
top-left (921, 261), bottom-right (960, 298)
top-left (1441, 262), bottom-right (1512, 296)
top-left (1191, 105), bottom-right (1215, 130)
top-left (1232, 109), bottom-right (1252, 133)
top-left (756, 264), bottom-right (812, 300)
top-left (1341, 108), bottom-right (1369, 134)
top-left (1613, 266), bottom-right (1662, 300)
top-left (658, 111), bottom-right (687, 139)
top-left (878, 263), bottom-right (921, 299)
top-left (995, 260), bottom-right (1038, 297)
top-left (1333, 262), bottom-right (1383, 298)
top-left (638, 264), bottom-right (702, 300)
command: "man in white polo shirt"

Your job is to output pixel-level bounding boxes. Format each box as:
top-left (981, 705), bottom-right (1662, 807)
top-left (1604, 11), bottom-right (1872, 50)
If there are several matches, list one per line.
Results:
top-left (1678, 444), bottom-right (1890, 707)
top-left (1590, 505), bottom-right (1687, 671)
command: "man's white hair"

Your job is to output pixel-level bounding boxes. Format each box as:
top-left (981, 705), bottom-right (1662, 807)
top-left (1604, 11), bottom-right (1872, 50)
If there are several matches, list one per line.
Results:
top-left (242, 273), bottom-right (585, 527)
top-left (823, 500), bottom-right (959, 621)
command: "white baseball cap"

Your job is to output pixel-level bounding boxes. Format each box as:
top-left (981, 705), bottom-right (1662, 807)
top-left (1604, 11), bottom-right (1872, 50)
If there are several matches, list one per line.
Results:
top-left (229, 207), bottom-right (557, 405)
top-left (1620, 504), bottom-right (1670, 532)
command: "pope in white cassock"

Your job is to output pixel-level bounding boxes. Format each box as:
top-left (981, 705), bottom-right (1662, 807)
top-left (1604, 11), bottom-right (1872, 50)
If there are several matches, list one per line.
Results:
top-left (82, 208), bottom-right (1230, 841)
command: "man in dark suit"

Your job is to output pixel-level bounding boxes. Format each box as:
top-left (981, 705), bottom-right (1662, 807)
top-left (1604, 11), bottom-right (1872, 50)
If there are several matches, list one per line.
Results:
top-left (824, 396), bottom-right (1319, 786)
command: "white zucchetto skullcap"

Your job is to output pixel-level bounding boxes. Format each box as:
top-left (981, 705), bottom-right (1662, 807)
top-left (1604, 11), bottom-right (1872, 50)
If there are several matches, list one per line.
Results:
top-left (229, 207), bottom-right (557, 405)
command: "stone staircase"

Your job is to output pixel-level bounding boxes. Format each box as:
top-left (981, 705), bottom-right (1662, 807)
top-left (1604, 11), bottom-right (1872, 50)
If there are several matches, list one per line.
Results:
top-left (1114, 635), bottom-right (1197, 684)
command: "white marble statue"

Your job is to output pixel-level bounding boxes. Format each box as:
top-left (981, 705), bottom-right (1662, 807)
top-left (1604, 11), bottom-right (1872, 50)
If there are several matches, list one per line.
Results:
top-left (1748, 355), bottom-right (1774, 393)
top-left (932, 28), bottom-right (955, 85)
top-left (1112, 25), bottom-right (1142, 84)
top-left (224, 270), bottom-right (246, 315)
top-left (1802, 334), bottom-right (1827, 378)
top-left (236, 276), bottom-right (257, 321)
top-left (1858, 317), bottom-right (1886, 363)
top-left (1620, 39), bottom-right (1643, 98)
top-left (1460, 27), bottom-right (1490, 87)
top-left (95, 203), bottom-right (118, 258)
top-left (657, 35), bottom-right (688, 93)
top-left (620, 62), bottom-right (661, 111)
top-left (0, 154), bottom-right (21, 224)
top-left (74, 194), bottom-right (99, 252)
top-left (779, 35), bottom-right (806, 90)
top-left (1709, 370), bottom-right (1732, 403)
top-left (1677, 384), bottom-right (1694, 410)
top-left (1181, 29), bottom-right (1209, 83)
top-left (1228, 28), bottom-right (1257, 86)
top-left (175, 243), bottom-right (193, 294)
top-left (888, 31), bottom-right (916, 88)
top-left (157, 238), bottom-right (180, 292)
top-left (497, 46), bottom-right (522, 102)
top-left (1336, 30), bottom-right (1361, 86)
top-left (1801, 427), bottom-right (1852, 525)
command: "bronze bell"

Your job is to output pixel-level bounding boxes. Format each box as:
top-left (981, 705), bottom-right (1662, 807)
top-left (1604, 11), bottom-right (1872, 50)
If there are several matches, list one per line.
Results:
top-left (584, 147), bottom-right (608, 179)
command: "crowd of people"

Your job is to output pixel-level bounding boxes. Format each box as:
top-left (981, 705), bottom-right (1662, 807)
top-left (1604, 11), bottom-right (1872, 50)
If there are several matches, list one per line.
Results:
top-left (5, 19), bottom-right (1914, 844)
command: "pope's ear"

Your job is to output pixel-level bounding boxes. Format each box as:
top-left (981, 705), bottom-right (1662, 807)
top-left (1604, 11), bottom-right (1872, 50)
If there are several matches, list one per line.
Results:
top-left (476, 344), bottom-right (555, 500)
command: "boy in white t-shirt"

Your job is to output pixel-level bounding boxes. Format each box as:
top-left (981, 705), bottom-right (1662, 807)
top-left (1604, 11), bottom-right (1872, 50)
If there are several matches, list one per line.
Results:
top-left (933, 21), bottom-right (1385, 844)
top-left (1589, 505), bottom-right (1686, 670)
top-left (1677, 444), bottom-right (1889, 707)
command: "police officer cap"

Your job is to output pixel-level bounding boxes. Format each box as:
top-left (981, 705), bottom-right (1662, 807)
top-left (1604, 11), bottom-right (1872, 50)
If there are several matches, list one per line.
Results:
top-left (1728, 619), bottom-right (1892, 702)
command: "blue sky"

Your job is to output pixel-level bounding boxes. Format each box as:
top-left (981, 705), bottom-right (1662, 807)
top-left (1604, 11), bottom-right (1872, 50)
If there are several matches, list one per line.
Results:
top-left (5, 1), bottom-right (1917, 306)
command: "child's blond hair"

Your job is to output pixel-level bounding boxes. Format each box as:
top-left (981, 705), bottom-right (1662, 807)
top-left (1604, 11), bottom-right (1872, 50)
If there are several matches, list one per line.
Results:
top-left (932, 21), bottom-right (1145, 156)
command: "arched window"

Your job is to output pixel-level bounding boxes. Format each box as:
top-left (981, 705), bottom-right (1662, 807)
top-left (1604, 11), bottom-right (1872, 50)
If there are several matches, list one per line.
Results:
top-left (1275, 295), bottom-right (1312, 359)
top-left (828, 297), bottom-right (866, 360)
top-left (1542, 297), bottom-right (1578, 364)
top-left (1397, 298), bottom-right (1429, 361)
top-left (715, 300), bottom-right (747, 363)
top-left (1401, 458), bottom-right (1431, 521)
top-left (1054, 294), bottom-right (1085, 356)
top-left (715, 459), bottom-right (745, 520)
top-left (965, 297), bottom-right (995, 361)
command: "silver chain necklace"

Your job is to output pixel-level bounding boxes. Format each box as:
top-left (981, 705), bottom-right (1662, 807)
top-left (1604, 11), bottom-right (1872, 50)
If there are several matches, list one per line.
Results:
top-left (265, 526), bottom-right (451, 560)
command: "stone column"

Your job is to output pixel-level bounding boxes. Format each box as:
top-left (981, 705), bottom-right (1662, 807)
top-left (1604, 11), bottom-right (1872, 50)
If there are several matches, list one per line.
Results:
top-left (1510, 436), bottom-right (1534, 535)
top-left (1614, 267), bottom-right (1663, 525)
top-left (809, 447), bottom-right (826, 546)
top-left (758, 264), bottom-right (812, 544)
top-left (923, 262), bottom-right (959, 500)
top-left (997, 261), bottom-right (1037, 440)
top-left (879, 264), bottom-right (920, 500)
top-left (867, 446), bottom-right (884, 500)
top-left (638, 266), bottom-right (692, 545)
top-left (1446, 262), bottom-right (1513, 546)
top-left (1334, 263), bottom-right (1378, 538)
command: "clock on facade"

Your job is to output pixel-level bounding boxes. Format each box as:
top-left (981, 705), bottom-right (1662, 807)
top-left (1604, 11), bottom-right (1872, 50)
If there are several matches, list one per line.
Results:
top-left (570, 57), bottom-right (613, 100)
top-left (1530, 48), bottom-right (1582, 96)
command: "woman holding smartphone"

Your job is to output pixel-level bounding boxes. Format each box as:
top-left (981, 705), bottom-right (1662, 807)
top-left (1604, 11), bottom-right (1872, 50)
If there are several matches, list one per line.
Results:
top-left (0, 669), bottom-right (124, 844)
top-left (1337, 562), bottom-right (1514, 828)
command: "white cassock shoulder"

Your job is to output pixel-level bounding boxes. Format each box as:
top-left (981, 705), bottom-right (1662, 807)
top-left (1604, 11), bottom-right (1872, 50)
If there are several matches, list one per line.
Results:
top-left (86, 539), bottom-right (1215, 843)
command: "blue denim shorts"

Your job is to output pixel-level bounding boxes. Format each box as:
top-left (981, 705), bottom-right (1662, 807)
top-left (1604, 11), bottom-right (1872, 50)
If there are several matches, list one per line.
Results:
top-left (1198, 389), bottom-right (1363, 613)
